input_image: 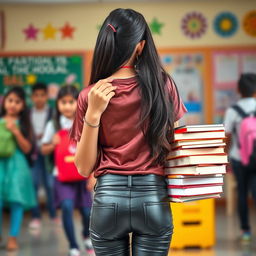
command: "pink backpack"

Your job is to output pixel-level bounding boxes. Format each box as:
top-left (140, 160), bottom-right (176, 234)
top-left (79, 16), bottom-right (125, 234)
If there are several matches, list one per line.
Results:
top-left (232, 105), bottom-right (256, 168)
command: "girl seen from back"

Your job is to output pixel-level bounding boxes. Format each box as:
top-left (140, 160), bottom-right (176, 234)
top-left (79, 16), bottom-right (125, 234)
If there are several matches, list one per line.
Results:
top-left (0, 87), bottom-right (36, 251)
top-left (71, 8), bottom-right (187, 256)
top-left (41, 85), bottom-right (95, 256)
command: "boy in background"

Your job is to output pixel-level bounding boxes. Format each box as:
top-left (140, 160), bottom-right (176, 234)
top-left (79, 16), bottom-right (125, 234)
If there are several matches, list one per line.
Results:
top-left (29, 82), bottom-right (57, 229)
top-left (224, 73), bottom-right (256, 243)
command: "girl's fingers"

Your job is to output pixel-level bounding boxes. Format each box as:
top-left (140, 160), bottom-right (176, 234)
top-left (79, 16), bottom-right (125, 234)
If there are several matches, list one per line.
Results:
top-left (106, 91), bottom-right (115, 101)
top-left (102, 86), bottom-right (117, 96)
top-left (97, 83), bottom-right (114, 92)
top-left (94, 79), bottom-right (108, 90)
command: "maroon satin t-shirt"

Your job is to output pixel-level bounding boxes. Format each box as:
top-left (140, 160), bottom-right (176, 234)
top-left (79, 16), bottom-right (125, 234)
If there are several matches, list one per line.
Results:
top-left (70, 76), bottom-right (187, 177)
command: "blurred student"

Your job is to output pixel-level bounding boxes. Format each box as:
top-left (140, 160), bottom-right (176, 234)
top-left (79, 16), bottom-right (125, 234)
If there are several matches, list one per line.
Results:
top-left (0, 87), bottom-right (36, 251)
top-left (41, 85), bottom-right (95, 256)
top-left (224, 73), bottom-right (256, 243)
top-left (29, 82), bottom-right (57, 230)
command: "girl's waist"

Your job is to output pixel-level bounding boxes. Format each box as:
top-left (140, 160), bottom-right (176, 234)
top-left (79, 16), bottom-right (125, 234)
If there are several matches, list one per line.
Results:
top-left (96, 174), bottom-right (167, 187)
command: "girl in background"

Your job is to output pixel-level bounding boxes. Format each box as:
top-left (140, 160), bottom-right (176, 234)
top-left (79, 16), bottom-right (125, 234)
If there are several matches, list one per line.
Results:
top-left (0, 86), bottom-right (36, 251)
top-left (41, 85), bottom-right (95, 256)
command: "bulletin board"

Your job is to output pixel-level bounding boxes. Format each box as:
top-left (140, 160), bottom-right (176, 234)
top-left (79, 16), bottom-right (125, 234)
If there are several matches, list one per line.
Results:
top-left (159, 48), bottom-right (212, 125)
top-left (0, 51), bottom-right (87, 105)
top-left (159, 46), bottom-right (256, 125)
top-left (211, 47), bottom-right (256, 123)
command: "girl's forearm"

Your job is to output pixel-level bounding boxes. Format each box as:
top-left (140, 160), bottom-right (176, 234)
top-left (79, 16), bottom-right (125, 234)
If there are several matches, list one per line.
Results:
top-left (13, 129), bottom-right (32, 154)
top-left (74, 110), bottom-right (101, 177)
top-left (41, 143), bottom-right (55, 155)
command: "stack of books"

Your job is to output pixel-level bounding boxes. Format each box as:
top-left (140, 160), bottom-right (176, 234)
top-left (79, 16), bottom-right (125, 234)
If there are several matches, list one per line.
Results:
top-left (165, 124), bottom-right (228, 202)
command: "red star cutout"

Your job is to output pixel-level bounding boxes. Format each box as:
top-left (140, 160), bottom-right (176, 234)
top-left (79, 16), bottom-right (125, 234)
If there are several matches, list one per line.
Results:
top-left (60, 22), bottom-right (75, 39)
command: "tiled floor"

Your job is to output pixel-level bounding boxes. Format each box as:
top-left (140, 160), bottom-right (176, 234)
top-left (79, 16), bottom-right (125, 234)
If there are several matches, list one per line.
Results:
top-left (0, 205), bottom-right (255, 256)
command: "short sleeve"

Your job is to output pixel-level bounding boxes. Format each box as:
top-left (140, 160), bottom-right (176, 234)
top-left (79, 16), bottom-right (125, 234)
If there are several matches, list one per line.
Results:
top-left (41, 120), bottom-right (55, 144)
top-left (166, 78), bottom-right (187, 121)
top-left (223, 107), bottom-right (237, 134)
top-left (70, 88), bottom-right (88, 142)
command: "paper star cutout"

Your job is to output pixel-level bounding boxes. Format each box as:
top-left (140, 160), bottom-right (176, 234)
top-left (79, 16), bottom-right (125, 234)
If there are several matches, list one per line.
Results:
top-left (96, 24), bottom-right (102, 31)
top-left (60, 22), bottom-right (75, 39)
top-left (26, 74), bottom-right (37, 85)
top-left (23, 24), bottom-right (39, 40)
top-left (42, 23), bottom-right (57, 40)
top-left (149, 18), bottom-right (164, 35)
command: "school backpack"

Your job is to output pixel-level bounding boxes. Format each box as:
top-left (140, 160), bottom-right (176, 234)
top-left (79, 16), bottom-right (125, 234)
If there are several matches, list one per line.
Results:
top-left (54, 129), bottom-right (85, 182)
top-left (232, 105), bottom-right (256, 170)
top-left (0, 120), bottom-right (16, 158)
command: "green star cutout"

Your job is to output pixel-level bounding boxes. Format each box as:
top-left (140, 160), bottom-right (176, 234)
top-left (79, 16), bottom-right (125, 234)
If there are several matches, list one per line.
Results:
top-left (96, 24), bottom-right (102, 31)
top-left (149, 18), bottom-right (164, 35)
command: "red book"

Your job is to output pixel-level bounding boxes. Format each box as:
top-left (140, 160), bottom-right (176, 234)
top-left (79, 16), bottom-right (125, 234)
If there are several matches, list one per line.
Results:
top-left (175, 124), bottom-right (225, 134)
top-left (174, 131), bottom-right (226, 141)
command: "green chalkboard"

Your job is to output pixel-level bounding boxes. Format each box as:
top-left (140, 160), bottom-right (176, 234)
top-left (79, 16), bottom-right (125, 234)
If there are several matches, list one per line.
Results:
top-left (0, 53), bottom-right (85, 106)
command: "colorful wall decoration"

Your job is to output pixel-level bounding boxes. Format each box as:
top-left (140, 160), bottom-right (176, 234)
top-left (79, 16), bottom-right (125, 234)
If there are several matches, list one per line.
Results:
top-left (17, 7), bottom-right (256, 45)
top-left (214, 12), bottom-right (238, 38)
top-left (243, 10), bottom-right (256, 37)
top-left (23, 22), bottom-right (76, 40)
top-left (181, 12), bottom-right (207, 39)
top-left (149, 17), bottom-right (165, 35)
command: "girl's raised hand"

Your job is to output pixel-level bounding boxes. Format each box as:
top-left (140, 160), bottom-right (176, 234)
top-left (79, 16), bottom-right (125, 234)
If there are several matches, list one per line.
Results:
top-left (87, 78), bottom-right (117, 116)
top-left (5, 119), bottom-right (19, 135)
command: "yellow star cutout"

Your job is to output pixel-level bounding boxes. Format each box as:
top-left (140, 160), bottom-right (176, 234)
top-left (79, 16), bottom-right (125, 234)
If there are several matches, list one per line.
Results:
top-left (26, 74), bottom-right (37, 85)
top-left (42, 23), bottom-right (57, 40)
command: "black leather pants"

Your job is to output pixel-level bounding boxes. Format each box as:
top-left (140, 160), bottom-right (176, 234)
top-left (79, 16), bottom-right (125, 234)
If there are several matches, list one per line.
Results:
top-left (90, 174), bottom-right (173, 256)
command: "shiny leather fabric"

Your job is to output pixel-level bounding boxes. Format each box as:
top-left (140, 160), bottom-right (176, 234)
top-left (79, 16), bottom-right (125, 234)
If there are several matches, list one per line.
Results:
top-left (90, 174), bottom-right (173, 256)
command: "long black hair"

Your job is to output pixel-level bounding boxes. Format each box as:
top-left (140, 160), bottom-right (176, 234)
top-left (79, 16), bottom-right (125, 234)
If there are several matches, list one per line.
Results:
top-left (55, 85), bottom-right (79, 130)
top-left (0, 86), bottom-right (33, 141)
top-left (90, 8), bottom-right (178, 165)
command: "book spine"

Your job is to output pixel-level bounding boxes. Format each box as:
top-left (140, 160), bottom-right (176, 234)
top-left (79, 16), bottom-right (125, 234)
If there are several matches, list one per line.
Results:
top-left (168, 183), bottom-right (223, 188)
top-left (168, 192), bottom-right (223, 197)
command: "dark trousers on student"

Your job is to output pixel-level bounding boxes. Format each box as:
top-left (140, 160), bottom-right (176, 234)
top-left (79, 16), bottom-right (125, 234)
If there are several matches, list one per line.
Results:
top-left (231, 159), bottom-right (256, 231)
top-left (61, 199), bottom-right (91, 249)
top-left (90, 174), bottom-right (173, 256)
top-left (31, 153), bottom-right (56, 219)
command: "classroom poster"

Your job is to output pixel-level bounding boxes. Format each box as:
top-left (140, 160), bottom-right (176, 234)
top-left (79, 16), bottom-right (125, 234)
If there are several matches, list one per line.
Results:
top-left (0, 53), bottom-right (85, 106)
top-left (242, 54), bottom-right (256, 73)
top-left (215, 54), bottom-right (239, 85)
top-left (160, 52), bottom-right (205, 125)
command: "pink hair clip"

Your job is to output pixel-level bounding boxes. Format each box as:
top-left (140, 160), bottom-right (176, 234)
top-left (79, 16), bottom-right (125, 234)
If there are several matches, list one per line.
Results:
top-left (107, 23), bottom-right (117, 32)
